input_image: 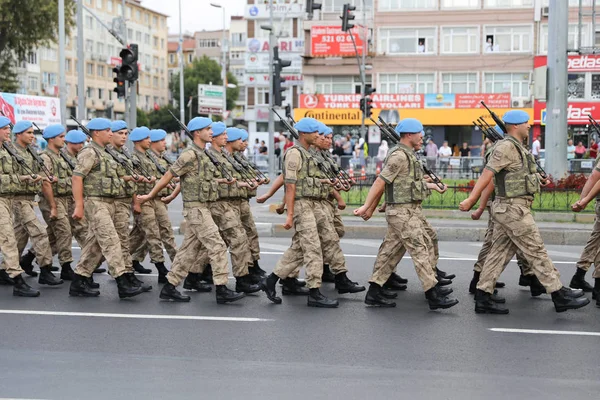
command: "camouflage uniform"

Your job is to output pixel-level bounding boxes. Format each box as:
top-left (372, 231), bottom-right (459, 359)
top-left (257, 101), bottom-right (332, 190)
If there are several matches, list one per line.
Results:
top-left (129, 149), bottom-right (177, 264)
top-left (369, 144), bottom-right (439, 292)
top-left (164, 143), bottom-right (229, 287)
top-left (0, 144), bottom-right (24, 277)
top-left (236, 153), bottom-right (261, 266)
top-left (574, 156), bottom-right (600, 279)
top-left (477, 136), bottom-right (563, 294)
top-left (73, 141), bottom-right (129, 278)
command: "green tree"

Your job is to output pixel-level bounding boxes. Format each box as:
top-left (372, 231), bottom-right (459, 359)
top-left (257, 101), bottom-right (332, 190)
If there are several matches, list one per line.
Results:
top-left (0, 0), bottom-right (76, 92)
top-left (146, 105), bottom-right (182, 133)
top-left (169, 55), bottom-right (239, 121)
top-left (136, 108), bottom-right (149, 127)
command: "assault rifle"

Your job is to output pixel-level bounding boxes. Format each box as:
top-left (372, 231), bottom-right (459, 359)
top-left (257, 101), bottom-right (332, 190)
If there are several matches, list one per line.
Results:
top-left (0, 111), bottom-right (39, 179)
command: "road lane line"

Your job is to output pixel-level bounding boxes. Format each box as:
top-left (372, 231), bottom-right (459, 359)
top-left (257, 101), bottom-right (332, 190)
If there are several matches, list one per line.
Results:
top-left (0, 310), bottom-right (271, 322)
top-left (490, 328), bottom-right (600, 337)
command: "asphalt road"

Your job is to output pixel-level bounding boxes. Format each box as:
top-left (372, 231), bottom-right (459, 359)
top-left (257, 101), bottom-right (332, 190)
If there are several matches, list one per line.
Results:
top-left (1, 238), bottom-right (599, 400)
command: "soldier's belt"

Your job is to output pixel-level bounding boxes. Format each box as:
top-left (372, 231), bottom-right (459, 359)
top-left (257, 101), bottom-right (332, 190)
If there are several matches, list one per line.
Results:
top-left (85, 196), bottom-right (117, 203)
top-left (386, 202), bottom-right (422, 209)
top-left (12, 194), bottom-right (36, 201)
top-left (183, 201), bottom-right (211, 209)
top-left (494, 197), bottom-right (533, 207)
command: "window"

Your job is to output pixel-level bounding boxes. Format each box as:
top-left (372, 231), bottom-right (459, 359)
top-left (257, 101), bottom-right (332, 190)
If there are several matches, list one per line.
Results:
top-left (97, 65), bottom-right (105, 77)
top-left (126, 6), bottom-right (131, 18)
top-left (256, 20), bottom-right (291, 39)
top-left (442, 0), bottom-right (480, 7)
top-left (484, 0), bottom-right (533, 7)
top-left (85, 15), bottom-right (94, 29)
top-left (87, 87), bottom-right (94, 98)
top-left (144, 13), bottom-right (149, 24)
top-left (484, 25), bottom-right (532, 53)
top-left (42, 72), bottom-right (57, 86)
top-left (592, 74), bottom-right (600, 100)
top-left (144, 34), bottom-right (150, 45)
top-left (315, 75), bottom-right (372, 94)
top-left (136, 31), bottom-right (142, 42)
top-left (28, 76), bottom-right (38, 91)
top-left (153, 56), bottom-right (158, 66)
top-left (135, 9), bottom-right (141, 20)
top-left (321, 0), bottom-right (373, 12)
top-left (85, 39), bottom-right (94, 52)
top-left (153, 77), bottom-right (158, 87)
top-left (539, 24), bottom-right (589, 54)
top-left (198, 39), bottom-right (219, 48)
top-left (378, 0), bottom-right (435, 10)
top-left (169, 53), bottom-right (175, 64)
top-left (97, 0), bottom-right (103, 7)
top-left (231, 33), bottom-right (246, 47)
top-left (85, 0), bottom-right (92, 5)
top-left (98, 88), bottom-right (104, 100)
top-left (27, 52), bottom-right (37, 64)
top-left (153, 16), bottom-right (158, 26)
top-left (144, 54), bottom-right (151, 66)
top-left (153, 36), bottom-right (159, 47)
top-left (107, 45), bottom-right (114, 56)
top-left (568, 74), bottom-right (586, 100)
top-left (188, 53), bottom-right (193, 63)
top-left (161, 38), bottom-right (165, 49)
top-left (160, 78), bottom-right (165, 89)
top-left (117, 3), bottom-right (122, 14)
top-left (97, 42), bottom-right (104, 56)
top-left (484, 72), bottom-right (531, 98)
top-left (66, 59), bottom-right (71, 72)
top-left (256, 87), bottom-right (270, 105)
top-left (441, 27), bottom-right (478, 54)
top-left (107, 1), bottom-right (112, 12)
top-left (379, 28), bottom-right (436, 55)
top-left (86, 63), bottom-right (94, 75)
top-left (379, 73), bottom-right (435, 94)
top-left (442, 73), bottom-right (478, 93)
top-left (128, 29), bottom-right (133, 40)
top-left (42, 48), bottom-right (58, 61)
top-left (145, 95), bottom-right (150, 106)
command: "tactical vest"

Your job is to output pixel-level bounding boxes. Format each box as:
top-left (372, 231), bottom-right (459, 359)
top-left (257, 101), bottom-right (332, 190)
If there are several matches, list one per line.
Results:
top-left (154, 151), bottom-right (174, 197)
top-left (82, 142), bottom-right (125, 198)
top-left (111, 147), bottom-right (136, 198)
top-left (283, 145), bottom-right (323, 199)
top-left (13, 144), bottom-right (41, 194)
top-left (0, 145), bottom-right (21, 195)
top-left (384, 144), bottom-right (428, 204)
top-left (179, 144), bottom-right (219, 203)
top-left (236, 152), bottom-right (256, 199)
top-left (133, 149), bottom-right (158, 196)
top-left (209, 148), bottom-right (243, 199)
top-left (493, 136), bottom-right (540, 198)
top-left (42, 149), bottom-right (72, 196)
top-left (310, 148), bottom-right (331, 200)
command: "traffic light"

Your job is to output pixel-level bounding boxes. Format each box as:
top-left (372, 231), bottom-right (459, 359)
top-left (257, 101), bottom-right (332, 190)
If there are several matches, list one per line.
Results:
top-left (305, 0), bottom-right (322, 14)
top-left (117, 43), bottom-right (139, 83)
top-left (272, 46), bottom-right (291, 107)
top-left (113, 67), bottom-right (126, 98)
top-left (360, 96), bottom-right (373, 118)
top-left (285, 104), bottom-right (292, 119)
top-left (341, 3), bottom-right (356, 32)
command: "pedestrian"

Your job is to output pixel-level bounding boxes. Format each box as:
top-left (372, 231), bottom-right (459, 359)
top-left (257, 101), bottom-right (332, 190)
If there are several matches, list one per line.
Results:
top-left (575, 141), bottom-right (587, 159)
top-left (425, 138), bottom-right (438, 171)
top-left (590, 138), bottom-right (598, 159)
top-left (259, 140), bottom-right (268, 155)
top-left (253, 138), bottom-right (260, 156)
top-left (532, 135), bottom-right (541, 160)
top-left (377, 139), bottom-right (389, 168)
top-left (355, 137), bottom-right (366, 167)
top-left (438, 140), bottom-right (452, 177)
top-left (567, 139), bottom-right (575, 160)
top-left (459, 142), bottom-right (471, 178)
top-left (283, 135), bottom-right (294, 153)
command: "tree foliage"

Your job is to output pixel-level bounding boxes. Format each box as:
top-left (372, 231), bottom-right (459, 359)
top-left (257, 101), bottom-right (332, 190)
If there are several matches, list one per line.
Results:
top-left (146, 105), bottom-right (182, 133)
top-left (136, 108), bottom-right (150, 128)
top-left (0, 0), bottom-right (76, 92)
top-left (169, 56), bottom-right (240, 121)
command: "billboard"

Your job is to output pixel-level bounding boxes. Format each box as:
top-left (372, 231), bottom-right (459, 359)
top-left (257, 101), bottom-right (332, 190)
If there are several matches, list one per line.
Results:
top-left (0, 92), bottom-right (62, 129)
top-left (245, 3), bottom-right (304, 19)
top-left (310, 25), bottom-right (364, 57)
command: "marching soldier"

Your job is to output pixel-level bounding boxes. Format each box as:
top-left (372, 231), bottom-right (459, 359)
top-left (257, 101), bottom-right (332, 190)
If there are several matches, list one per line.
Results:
top-left (261, 117), bottom-right (365, 308)
top-left (354, 118), bottom-right (458, 310)
top-left (460, 110), bottom-right (589, 313)
top-left (0, 116), bottom-right (42, 296)
top-left (129, 128), bottom-right (178, 282)
top-left (138, 117), bottom-right (246, 304)
top-left (69, 118), bottom-right (145, 299)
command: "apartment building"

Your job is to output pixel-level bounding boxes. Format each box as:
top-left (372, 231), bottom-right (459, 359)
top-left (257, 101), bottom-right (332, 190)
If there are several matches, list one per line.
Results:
top-left (194, 29), bottom-right (228, 65)
top-left (230, 16), bottom-right (248, 121)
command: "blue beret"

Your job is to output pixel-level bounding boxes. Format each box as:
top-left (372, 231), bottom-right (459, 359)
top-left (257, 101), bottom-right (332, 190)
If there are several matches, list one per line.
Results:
top-left (294, 118), bottom-right (320, 133)
top-left (187, 117), bottom-right (212, 132)
top-left (111, 120), bottom-right (127, 132)
top-left (502, 110), bottom-right (529, 125)
top-left (13, 120), bottom-right (32, 134)
top-left (150, 129), bottom-right (167, 142)
top-left (130, 126), bottom-right (151, 142)
top-left (226, 128), bottom-right (242, 142)
top-left (494, 125), bottom-right (505, 135)
top-left (240, 129), bottom-right (249, 141)
top-left (317, 122), bottom-right (328, 135)
top-left (0, 116), bottom-right (11, 129)
top-left (65, 130), bottom-right (88, 144)
top-left (87, 118), bottom-right (111, 131)
top-left (212, 122), bottom-right (227, 137)
top-left (43, 124), bottom-right (66, 139)
top-left (395, 118), bottom-right (423, 134)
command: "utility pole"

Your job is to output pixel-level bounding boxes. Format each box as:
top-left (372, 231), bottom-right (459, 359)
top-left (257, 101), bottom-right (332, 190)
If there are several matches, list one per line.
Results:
top-left (546, 0), bottom-right (569, 178)
top-left (360, 1), bottom-right (367, 139)
top-left (76, 0), bottom-right (85, 120)
top-left (122, 0), bottom-right (129, 127)
top-left (179, 0), bottom-right (185, 126)
top-left (58, 0), bottom-right (66, 126)
top-left (267, 0), bottom-right (276, 179)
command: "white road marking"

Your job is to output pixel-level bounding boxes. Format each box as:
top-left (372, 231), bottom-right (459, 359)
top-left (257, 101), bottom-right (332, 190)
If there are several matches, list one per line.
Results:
top-left (340, 239), bottom-right (382, 248)
top-left (0, 310), bottom-right (271, 322)
top-left (490, 328), bottom-right (600, 337)
top-left (546, 250), bottom-right (581, 259)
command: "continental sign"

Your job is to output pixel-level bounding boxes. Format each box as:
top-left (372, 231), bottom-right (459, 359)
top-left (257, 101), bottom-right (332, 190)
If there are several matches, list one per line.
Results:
top-left (293, 108), bottom-right (534, 126)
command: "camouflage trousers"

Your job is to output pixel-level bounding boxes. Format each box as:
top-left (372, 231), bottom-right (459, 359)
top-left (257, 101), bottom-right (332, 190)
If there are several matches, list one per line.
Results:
top-left (575, 201), bottom-right (600, 278)
top-left (166, 203), bottom-right (229, 287)
top-left (370, 203), bottom-right (438, 292)
top-left (473, 206), bottom-right (533, 275)
top-left (11, 196), bottom-right (53, 267)
top-left (0, 196), bottom-right (22, 278)
top-left (273, 199), bottom-right (347, 289)
top-left (477, 199), bottom-right (563, 294)
top-left (324, 198), bottom-right (345, 239)
top-left (38, 196), bottom-right (88, 264)
top-left (239, 199), bottom-right (260, 263)
top-left (74, 198), bottom-right (128, 278)
top-left (129, 199), bottom-right (177, 264)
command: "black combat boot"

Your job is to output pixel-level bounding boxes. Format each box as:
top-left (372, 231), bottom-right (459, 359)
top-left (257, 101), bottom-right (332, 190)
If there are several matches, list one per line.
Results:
top-left (261, 273), bottom-right (282, 304)
top-left (519, 274), bottom-right (532, 287)
top-left (334, 272), bottom-right (366, 294)
top-left (38, 265), bottom-right (64, 286)
top-left (495, 281), bottom-right (506, 288)
top-left (69, 274), bottom-right (100, 297)
top-left (469, 271), bottom-right (480, 294)
top-left (307, 288), bottom-right (338, 308)
top-left (0, 269), bottom-right (15, 285)
top-left (248, 260), bottom-right (267, 277)
top-left (279, 277), bottom-right (306, 287)
top-left (200, 264), bottom-right (214, 284)
top-left (321, 264), bottom-right (335, 283)
top-left (383, 275), bottom-right (407, 291)
top-left (128, 273), bottom-right (152, 292)
top-left (425, 286), bottom-right (459, 310)
top-left (436, 284), bottom-right (453, 296)
top-left (529, 275), bottom-right (546, 297)
top-left (86, 275), bottom-right (100, 289)
top-left (12, 274), bottom-right (40, 297)
top-left (490, 289), bottom-right (506, 304)
top-left (20, 250), bottom-right (37, 277)
top-left (551, 287), bottom-right (590, 313)
top-left (380, 286), bottom-right (398, 299)
top-left (593, 278), bottom-right (600, 305)
top-left (93, 262), bottom-right (106, 274)
top-left (436, 268), bottom-right (456, 280)
top-left (216, 285), bottom-right (246, 304)
top-left (235, 275), bottom-right (261, 294)
top-left (570, 268), bottom-right (593, 292)
top-left (183, 273), bottom-right (212, 292)
top-left (390, 273), bottom-right (408, 284)
top-left (159, 283), bottom-right (191, 302)
top-left (132, 260), bottom-right (152, 274)
top-left (60, 262), bottom-right (75, 281)
top-left (437, 277), bottom-right (452, 286)
top-left (281, 278), bottom-right (309, 295)
top-left (474, 289), bottom-right (509, 314)
top-left (364, 283), bottom-right (396, 307)
top-left (115, 274), bottom-right (144, 299)
top-left (154, 262), bottom-right (169, 284)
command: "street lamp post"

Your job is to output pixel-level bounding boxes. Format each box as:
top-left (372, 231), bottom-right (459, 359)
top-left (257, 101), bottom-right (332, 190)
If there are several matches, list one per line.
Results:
top-left (211, 2), bottom-right (228, 121)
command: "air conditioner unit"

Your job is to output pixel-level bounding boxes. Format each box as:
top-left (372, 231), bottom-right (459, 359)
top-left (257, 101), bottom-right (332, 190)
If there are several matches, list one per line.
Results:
top-left (541, 7), bottom-right (549, 17)
top-left (512, 99), bottom-right (526, 108)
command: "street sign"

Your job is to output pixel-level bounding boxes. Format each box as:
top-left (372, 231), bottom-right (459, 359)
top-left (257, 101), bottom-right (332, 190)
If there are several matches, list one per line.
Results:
top-left (198, 84), bottom-right (224, 114)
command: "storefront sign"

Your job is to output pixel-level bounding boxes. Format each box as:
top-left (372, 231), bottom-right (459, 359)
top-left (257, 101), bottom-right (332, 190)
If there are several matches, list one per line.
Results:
top-left (535, 54), bottom-right (600, 72)
top-left (310, 25), bottom-right (364, 57)
top-left (536, 102), bottom-right (598, 125)
top-left (245, 3), bottom-right (304, 19)
top-left (0, 92), bottom-right (62, 129)
top-left (246, 38), bottom-right (304, 53)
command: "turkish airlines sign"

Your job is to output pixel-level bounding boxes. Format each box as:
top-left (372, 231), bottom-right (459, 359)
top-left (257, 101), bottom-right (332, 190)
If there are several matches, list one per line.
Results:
top-left (299, 94), bottom-right (424, 109)
top-left (534, 55), bottom-right (600, 72)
